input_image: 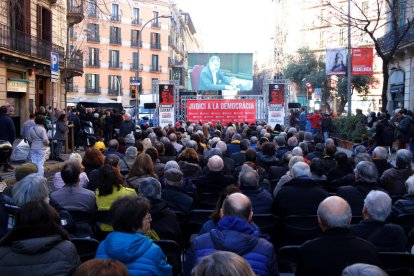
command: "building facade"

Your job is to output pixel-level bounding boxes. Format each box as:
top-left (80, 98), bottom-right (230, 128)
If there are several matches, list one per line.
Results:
top-left (0, 0), bottom-right (80, 134)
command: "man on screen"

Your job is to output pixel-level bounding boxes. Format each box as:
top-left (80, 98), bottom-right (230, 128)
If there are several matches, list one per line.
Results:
top-left (198, 55), bottom-right (237, 91)
top-left (159, 86), bottom-right (174, 105)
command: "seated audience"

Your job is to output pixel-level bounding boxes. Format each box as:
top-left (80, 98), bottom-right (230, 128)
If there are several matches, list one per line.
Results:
top-left (119, 146), bottom-right (137, 176)
top-left (296, 196), bottom-right (380, 276)
top-left (177, 148), bottom-right (202, 180)
top-left (126, 153), bottom-right (158, 190)
top-left (239, 167), bottom-right (272, 214)
top-left (54, 153), bottom-right (89, 190)
top-left (342, 263), bottom-right (387, 276)
top-left (392, 175), bottom-right (414, 218)
top-left (103, 139), bottom-right (124, 159)
top-left (73, 259), bottom-right (128, 276)
top-left (161, 168), bottom-right (194, 214)
top-left (82, 147), bottom-right (105, 178)
top-left (371, 146), bottom-right (391, 178)
top-left (95, 195), bottom-right (172, 275)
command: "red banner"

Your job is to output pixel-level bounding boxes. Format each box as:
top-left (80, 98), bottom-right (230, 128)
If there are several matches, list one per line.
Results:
top-left (269, 84), bottom-right (285, 105)
top-left (186, 99), bottom-right (256, 124)
top-left (352, 48), bottom-right (373, 75)
top-left (159, 84), bottom-right (174, 106)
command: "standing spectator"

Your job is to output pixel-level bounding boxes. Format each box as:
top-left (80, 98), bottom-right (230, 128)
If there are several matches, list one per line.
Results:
top-left (396, 109), bottom-right (413, 150)
top-left (67, 108), bottom-right (81, 151)
top-left (28, 115), bottom-right (49, 176)
top-left (104, 110), bottom-right (114, 142)
top-left (169, 133), bottom-right (183, 153)
top-left (0, 105), bottom-right (16, 172)
top-left (321, 113), bottom-right (333, 142)
top-left (54, 113), bottom-right (68, 162)
top-left (119, 113), bottom-right (135, 139)
top-left (299, 107), bottom-right (307, 131)
top-left (307, 110), bottom-right (322, 138)
top-left (21, 113), bottom-right (36, 139)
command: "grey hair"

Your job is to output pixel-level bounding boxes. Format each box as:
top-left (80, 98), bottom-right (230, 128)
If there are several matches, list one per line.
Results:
top-left (209, 148), bottom-right (223, 159)
top-left (405, 175), bottom-right (414, 195)
top-left (250, 136), bottom-right (258, 144)
top-left (164, 160), bottom-right (180, 172)
top-left (354, 161), bottom-right (378, 183)
top-left (160, 136), bottom-right (170, 145)
top-left (238, 164), bottom-right (256, 184)
top-left (396, 149), bottom-right (412, 169)
top-left (148, 132), bottom-right (157, 145)
top-left (354, 153), bottom-right (372, 165)
top-left (274, 135), bottom-right (286, 146)
top-left (288, 127), bottom-right (298, 134)
top-left (317, 196), bottom-right (352, 229)
top-left (291, 162), bottom-right (311, 178)
top-left (292, 146), bottom-right (303, 156)
top-left (138, 177), bottom-right (161, 199)
top-left (364, 190), bottom-right (391, 222)
top-left (216, 141), bottom-right (227, 153)
top-left (239, 170), bottom-right (259, 188)
top-left (12, 174), bottom-right (49, 207)
top-left (372, 146), bottom-right (388, 160)
top-left (325, 138), bottom-right (335, 146)
top-left (288, 156), bottom-right (304, 170)
top-left (304, 132), bottom-right (313, 142)
top-left (181, 137), bottom-right (190, 147)
top-left (342, 263), bottom-right (388, 276)
top-left (354, 145), bottom-right (367, 155)
top-left (207, 155), bottom-right (224, 172)
top-left (187, 140), bottom-right (198, 151)
top-left (287, 136), bottom-right (298, 147)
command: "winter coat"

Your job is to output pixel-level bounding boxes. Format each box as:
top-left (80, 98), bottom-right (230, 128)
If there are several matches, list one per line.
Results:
top-left (307, 113), bottom-right (322, 129)
top-left (54, 120), bottom-right (68, 141)
top-left (185, 216), bottom-right (279, 276)
top-left (119, 120), bottom-right (135, 138)
top-left (397, 115), bottom-right (413, 143)
top-left (28, 124), bottom-right (49, 150)
top-left (0, 113), bottom-right (16, 143)
top-left (0, 235), bottom-right (80, 275)
top-left (380, 167), bottom-right (413, 197)
top-left (178, 160), bottom-right (202, 180)
top-left (95, 231), bottom-right (172, 276)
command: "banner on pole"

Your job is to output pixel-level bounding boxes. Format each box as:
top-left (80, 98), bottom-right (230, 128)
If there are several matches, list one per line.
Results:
top-left (159, 107), bottom-right (175, 128)
top-left (352, 48), bottom-right (373, 75)
top-left (326, 48), bottom-right (347, 75)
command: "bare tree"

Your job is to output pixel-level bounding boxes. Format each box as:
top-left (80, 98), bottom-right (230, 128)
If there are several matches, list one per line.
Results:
top-left (327, 0), bottom-right (414, 112)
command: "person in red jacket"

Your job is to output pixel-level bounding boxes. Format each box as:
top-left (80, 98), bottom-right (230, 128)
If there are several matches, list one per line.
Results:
top-left (307, 110), bottom-right (322, 138)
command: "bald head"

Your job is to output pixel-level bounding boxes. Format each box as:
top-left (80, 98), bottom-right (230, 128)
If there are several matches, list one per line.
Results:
top-left (221, 193), bottom-right (252, 221)
top-left (317, 196), bottom-right (352, 231)
top-left (207, 155), bottom-right (224, 172)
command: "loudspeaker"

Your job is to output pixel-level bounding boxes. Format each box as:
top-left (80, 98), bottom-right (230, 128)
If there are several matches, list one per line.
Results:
top-left (288, 103), bottom-right (301, 109)
top-left (144, 103), bottom-right (156, 109)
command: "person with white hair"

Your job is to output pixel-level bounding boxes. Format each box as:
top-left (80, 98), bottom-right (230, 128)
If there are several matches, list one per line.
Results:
top-left (274, 162), bottom-right (328, 218)
top-left (53, 153), bottom-right (89, 189)
top-left (391, 175), bottom-right (414, 218)
top-left (350, 190), bottom-right (406, 252)
top-left (118, 112), bottom-right (135, 138)
top-left (342, 263), bottom-right (387, 276)
top-left (371, 146), bottom-right (391, 178)
top-left (296, 196), bottom-right (380, 276)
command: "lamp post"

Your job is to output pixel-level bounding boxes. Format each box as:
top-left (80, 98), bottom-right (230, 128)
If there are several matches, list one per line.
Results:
top-left (134, 14), bottom-right (171, 126)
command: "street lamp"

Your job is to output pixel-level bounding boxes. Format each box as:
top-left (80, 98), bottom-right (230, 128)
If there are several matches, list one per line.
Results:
top-left (134, 14), bottom-right (172, 126)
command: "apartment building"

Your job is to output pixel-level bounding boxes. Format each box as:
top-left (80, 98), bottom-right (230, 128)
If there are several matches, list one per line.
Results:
top-left (0, 0), bottom-right (80, 132)
top-left (273, 0), bottom-right (385, 113)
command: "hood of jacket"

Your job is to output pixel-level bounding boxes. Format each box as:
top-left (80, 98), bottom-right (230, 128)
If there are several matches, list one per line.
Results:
top-left (209, 216), bottom-right (259, 256)
top-left (257, 152), bottom-right (278, 163)
top-left (178, 160), bottom-right (202, 178)
top-left (10, 235), bottom-right (63, 255)
top-left (103, 232), bottom-right (153, 263)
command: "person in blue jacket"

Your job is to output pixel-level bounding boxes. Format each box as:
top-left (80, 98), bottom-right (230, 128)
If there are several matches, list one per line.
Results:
top-left (185, 193), bottom-right (279, 276)
top-left (95, 195), bottom-right (172, 276)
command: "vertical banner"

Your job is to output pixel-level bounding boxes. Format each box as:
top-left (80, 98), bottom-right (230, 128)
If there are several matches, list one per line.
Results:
top-left (268, 106), bottom-right (285, 128)
top-left (158, 84), bottom-right (175, 128)
top-left (326, 48), bottom-right (347, 75)
top-left (269, 84), bottom-right (285, 105)
top-left (352, 48), bottom-right (373, 75)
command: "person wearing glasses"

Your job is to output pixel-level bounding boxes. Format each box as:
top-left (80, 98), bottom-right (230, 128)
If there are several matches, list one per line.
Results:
top-left (95, 195), bottom-right (172, 275)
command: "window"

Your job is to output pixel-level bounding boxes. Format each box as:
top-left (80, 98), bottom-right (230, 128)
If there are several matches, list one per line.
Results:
top-left (132, 52), bottom-right (141, 70)
top-left (152, 11), bottom-right (160, 28)
top-left (108, 75), bottom-right (122, 95)
top-left (87, 23), bottom-right (99, 42)
top-left (151, 54), bottom-right (159, 71)
top-left (130, 76), bottom-right (142, 92)
top-left (111, 4), bottom-right (120, 21)
top-left (87, 47), bottom-right (99, 67)
top-left (339, 28), bottom-right (346, 46)
top-left (66, 78), bottom-right (75, 92)
top-left (150, 32), bottom-right (161, 50)
top-left (85, 74), bottom-right (100, 94)
top-left (362, 1), bottom-right (368, 14)
top-left (132, 8), bottom-right (141, 25)
top-left (69, 26), bottom-right (75, 38)
top-left (88, 0), bottom-right (98, 18)
top-left (110, 26), bottom-right (121, 44)
top-left (37, 5), bottom-right (52, 42)
top-left (319, 31), bottom-right (326, 48)
top-left (109, 50), bottom-right (120, 68)
top-left (131, 30), bottom-right (141, 47)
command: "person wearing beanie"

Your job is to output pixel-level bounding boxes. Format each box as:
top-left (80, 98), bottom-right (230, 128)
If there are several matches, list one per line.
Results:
top-left (124, 134), bottom-right (135, 148)
top-left (1, 163), bottom-right (39, 197)
top-left (120, 146), bottom-right (138, 175)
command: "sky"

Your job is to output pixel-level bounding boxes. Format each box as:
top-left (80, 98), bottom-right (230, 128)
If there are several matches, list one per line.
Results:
top-left (173, 0), bottom-right (275, 66)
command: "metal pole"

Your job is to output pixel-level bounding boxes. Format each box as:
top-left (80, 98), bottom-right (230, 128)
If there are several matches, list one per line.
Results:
top-left (51, 82), bottom-right (54, 159)
top-left (135, 15), bottom-right (171, 127)
top-left (347, 0), bottom-right (352, 115)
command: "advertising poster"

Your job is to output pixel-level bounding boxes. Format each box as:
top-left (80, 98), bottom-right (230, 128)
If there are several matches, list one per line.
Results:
top-left (269, 84), bottom-right (285, 105)
top-left (326, 48), bottom-right (347, 75)
top-left (159, 84), bottom-right (174, 106)
top-left (268, 107), bottom-right (285, 128)
top-left (159, 107), bottom-right (175, 128)
top-left (186, 99), bottom-right (256, 124)
top-left (352, 48), bottom-right (373, 75)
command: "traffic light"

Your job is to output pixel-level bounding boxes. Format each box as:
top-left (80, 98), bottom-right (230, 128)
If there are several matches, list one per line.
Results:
top-left (307, 87), bottom-right (313, 93)
top-left (131, 85), bottom-right (137, 98)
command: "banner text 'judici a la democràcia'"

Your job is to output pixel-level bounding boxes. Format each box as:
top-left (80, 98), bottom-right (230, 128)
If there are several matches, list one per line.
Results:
top-left (186, 99), bottom-right (256, 124)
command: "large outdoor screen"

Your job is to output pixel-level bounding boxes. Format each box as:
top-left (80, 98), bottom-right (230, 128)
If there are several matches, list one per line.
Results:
top-left (188, 53), bottom-right (253, 91)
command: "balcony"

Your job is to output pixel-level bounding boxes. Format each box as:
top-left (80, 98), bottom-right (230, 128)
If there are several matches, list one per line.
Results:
top-left (67, 0), bottom-right (84, 27)
top-left (61, 50), bottom-right (83, 78)
top-left (109, 36), bottom-right (122, 45)
top-left (87, 11), bottom-right (99, 19)
top-left (378, 23), bottom-right (414, 54)
top-left (168, 57), bottom-right (184, 67)
top-left (65, 83), bottom-right (78, 93)
top-left (150, 42), bottom-right (161, 50)
top-left (130, 63), bottom-right (143, 71)
top-left (111, 15), bottom-right (121, 22)
top-left (109, 62), bottom-right (122, 69)
top-left (151, 21), bottom-right (161, 28)
top-left (131, 40), bottom-right (142, 48)
top-left (150, 65), bottom-right (162, 73)
top-left (0, 23), bottom-right (64, 64)
top-left (85, 87), bottom-right (101, 94)
top-left (87, 35), bottom-right (100, 43)
top-left (132, 18), bottom-right (142, 25)
top-left (108, 88), bottom-right (122, 96)
top-left (85, 60), bottom-right (100, 68)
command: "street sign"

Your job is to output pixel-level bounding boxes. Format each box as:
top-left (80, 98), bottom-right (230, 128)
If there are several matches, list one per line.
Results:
top-left (50, 52), bottom-right (59, 72)
top-left (305, 82), bottom-right (312, 88)
top-left (130, 80), bottom-right (141, 86)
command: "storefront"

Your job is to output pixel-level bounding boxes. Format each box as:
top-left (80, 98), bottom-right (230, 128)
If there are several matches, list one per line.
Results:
top-left (6, 78), bottom-right (29, 136)
top-left (388, 69), bottom-right (405, 112)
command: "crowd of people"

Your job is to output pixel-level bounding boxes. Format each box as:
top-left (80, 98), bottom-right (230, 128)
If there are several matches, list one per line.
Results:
top-left (0, 105), bottom-right (414, 275)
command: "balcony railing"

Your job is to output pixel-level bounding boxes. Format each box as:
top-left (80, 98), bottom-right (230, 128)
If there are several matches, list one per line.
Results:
top-left (0, 23), bottom-right (64, 63)
top-left (85, 60), bottom-right (100, 67)
top-left (131, 40), bottom-right (142, 48)
top-left (67, 0), bottom-right (84, 26)
top-left (378, 23), bottom-right (414, 54)
top-left (151, 21), bottom-right (161, 28)
top-left (150, 65), bottom-right (162, 72)
top-left (168, 57), bottom-right (184, 67)
top-left (85, 87), bottom-right (101, 94)
top-left (87, 11), bottom-right (99, 18)
top-left (65, 84), bottom-right (78, 93)
top-left (110, 36), bottom-right (122, 45)
top-left (109, 62), bottom-right (122, 69)
top-left (150, 42), bottom-right (161, 50)
top-left (130, 63), bottom-right (143, 71)
top-left (87, 35), bottom-right (100, 42)
top-left (132, 18), bottom-right (142, 25)
top-left (108, 88), bottom-right (122, 96)
top-left (111, 15), bottom-right (121, 22)
top-left (65, 50), bottom-right (83, 73)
